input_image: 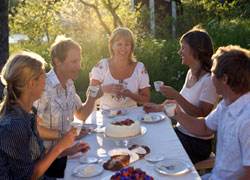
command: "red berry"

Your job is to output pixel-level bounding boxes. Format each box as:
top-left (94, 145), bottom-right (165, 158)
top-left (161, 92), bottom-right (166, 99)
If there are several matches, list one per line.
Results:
top-left (122, 171), bottom-right (129, 176)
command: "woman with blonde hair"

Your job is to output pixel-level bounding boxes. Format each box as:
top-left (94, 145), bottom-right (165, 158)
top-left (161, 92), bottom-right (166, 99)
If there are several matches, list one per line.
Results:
top-left (90, 27), bottom-right (150, 109)
top-left (0, 51), bottom-right (77, 180)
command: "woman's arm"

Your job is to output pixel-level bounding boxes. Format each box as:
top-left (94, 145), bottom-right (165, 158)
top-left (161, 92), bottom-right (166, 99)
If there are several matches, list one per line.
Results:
top-left (90, 79), bottom-right (124, 94)
top-left (91, 78), bottom-right (150, 105)
top-left (120, 87), bottom-right (150, 105)
top-left (31, 129), bottom-right (77, 180)
top-left (160, 86), bottom-right (214, 117)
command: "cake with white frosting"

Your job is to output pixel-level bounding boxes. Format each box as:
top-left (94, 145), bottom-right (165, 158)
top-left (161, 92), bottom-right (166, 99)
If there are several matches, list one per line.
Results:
top-left (105, 119), bottom-right (141, 138)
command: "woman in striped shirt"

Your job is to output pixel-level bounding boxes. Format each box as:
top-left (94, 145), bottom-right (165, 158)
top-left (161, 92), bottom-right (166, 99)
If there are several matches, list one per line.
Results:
top-left (0, 51), bottom-right (77, 180)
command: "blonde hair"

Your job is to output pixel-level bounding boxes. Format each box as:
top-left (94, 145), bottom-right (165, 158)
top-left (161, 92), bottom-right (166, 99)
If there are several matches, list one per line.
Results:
top-left (0, 51), bottom-right (47, 117)
top-left (109, 27), bottom-right (136, 63)
top-left (50, 35), bottom-right (82, 68)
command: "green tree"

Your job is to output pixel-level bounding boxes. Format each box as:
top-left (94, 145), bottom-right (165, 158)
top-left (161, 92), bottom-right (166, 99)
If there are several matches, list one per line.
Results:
top-left (9, 0), bottom-right (64, 43)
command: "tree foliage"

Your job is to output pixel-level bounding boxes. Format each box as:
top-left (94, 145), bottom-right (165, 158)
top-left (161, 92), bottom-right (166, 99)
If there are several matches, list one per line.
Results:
top-left (60, 0), bottom-right (142, 38)
top-left (9, 0), bottom-right (64, 43)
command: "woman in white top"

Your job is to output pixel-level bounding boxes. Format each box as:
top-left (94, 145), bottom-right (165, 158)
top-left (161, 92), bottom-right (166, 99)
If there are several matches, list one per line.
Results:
top-left (90, 27), bottom-right (150, 110)
top-left (144, 25), bottom-right (218, 164)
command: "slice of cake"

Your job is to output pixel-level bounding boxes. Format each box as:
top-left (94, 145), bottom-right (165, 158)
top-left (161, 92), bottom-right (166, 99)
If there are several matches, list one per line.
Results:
top-left (105, 119), bottom-right (141, 138)
top-left (143, 114), bottom-right (153, 121)
top-left (103, 155), bottom-right (130, 172)
top-left (103, 145), bottom-right (150, 172)
top-left (82, 165), bottom-right (96, 175)
top-left (110, 109), bottom-right (122, 116)
top-left (110, 166), bottom-right (154, 180)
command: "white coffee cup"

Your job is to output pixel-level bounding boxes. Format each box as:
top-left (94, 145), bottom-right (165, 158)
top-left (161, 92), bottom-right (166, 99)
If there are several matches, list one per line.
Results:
top-left (164, 103), bottom-right (177, 117)
top-left (154, 81), bottom-right (164, 92)
top-left (89, 86), bottom-right (99, 97)
top-left (70, 122), bottom-right (82, 135)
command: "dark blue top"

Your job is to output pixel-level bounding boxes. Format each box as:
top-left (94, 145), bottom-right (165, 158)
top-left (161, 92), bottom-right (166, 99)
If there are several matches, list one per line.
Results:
top-left (0, 104), bottom-right (55, 180)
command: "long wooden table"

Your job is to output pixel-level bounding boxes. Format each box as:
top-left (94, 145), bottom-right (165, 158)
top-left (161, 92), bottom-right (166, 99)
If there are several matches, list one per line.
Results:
top-left (62, 107), bottom-right (201, 180)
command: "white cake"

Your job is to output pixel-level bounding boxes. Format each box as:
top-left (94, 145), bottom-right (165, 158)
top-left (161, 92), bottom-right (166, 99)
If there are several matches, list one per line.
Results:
top-left (83, 165), bottom-right (96, 175)
top-left (143, 114), bottom-right (152, 121)
top-left (105, 119), bottom-right (141, 138)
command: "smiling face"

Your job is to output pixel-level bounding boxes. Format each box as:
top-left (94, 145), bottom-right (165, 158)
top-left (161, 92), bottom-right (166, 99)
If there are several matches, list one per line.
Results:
top-left (55, 47), bottom-right (82, 83)
top-left (178, 40), bottom-right (195, 66)
top-left (112, 37), bottom-right (132, 60)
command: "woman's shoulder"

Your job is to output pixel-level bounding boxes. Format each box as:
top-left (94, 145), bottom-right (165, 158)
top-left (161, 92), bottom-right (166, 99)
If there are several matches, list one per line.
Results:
top-left (1, 114), bottom-right (27, 128)
top-left (136, 61), bottom-right (145, 67)
top-left (134, 61), bottom-right (147, 71)
top-left (201, 72), bottom-right (212, 82)
top-left (0, 114), bottom-right (28, 139)
top-left (97, 58), bottom-right (109, 65)
top-left (93, 58), bottom-right (109, 70)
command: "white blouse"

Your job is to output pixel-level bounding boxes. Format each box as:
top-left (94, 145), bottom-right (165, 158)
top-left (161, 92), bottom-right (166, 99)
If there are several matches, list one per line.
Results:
top-left (91, 59), bottom-right (150, 110)
top-left (177, 69), bottom-right (218, 139)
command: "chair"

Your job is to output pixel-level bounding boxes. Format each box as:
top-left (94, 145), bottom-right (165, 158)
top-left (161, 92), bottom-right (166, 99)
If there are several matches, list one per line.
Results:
top-left (195, 152), bottom-right (215, 175)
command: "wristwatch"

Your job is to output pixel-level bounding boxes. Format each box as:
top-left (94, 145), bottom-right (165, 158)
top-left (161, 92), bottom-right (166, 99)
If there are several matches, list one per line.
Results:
top-left (58, 131), bottom-right (64, 139)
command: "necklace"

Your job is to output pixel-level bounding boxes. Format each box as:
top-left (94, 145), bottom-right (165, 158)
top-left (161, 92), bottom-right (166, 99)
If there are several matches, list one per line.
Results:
top-left (190, 75), bottom-right (196, 81)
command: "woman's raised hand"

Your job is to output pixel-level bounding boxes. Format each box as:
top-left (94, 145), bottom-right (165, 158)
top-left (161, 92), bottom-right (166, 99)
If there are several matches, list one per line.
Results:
top-left (143, 103), bottom-right (163, 113)
top-left (103, 83), bottom-right (124, 94)
top-left (58, 128), bottom-right (77, 151)
top-left (65, 142), bottom-right (90, 156)
top-left (159, 85), bottom-right (178, 99)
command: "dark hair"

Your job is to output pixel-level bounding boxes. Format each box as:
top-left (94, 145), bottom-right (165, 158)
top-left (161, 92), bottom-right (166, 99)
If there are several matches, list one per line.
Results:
top-left (212, 45), bottom-right (250, 94)
top-left (180, 25), bottom-right (214, 79)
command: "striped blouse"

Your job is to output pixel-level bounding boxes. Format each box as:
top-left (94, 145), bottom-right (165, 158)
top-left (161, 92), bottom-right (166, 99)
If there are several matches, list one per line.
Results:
top-left (0, 104), bottom-right (55, 180)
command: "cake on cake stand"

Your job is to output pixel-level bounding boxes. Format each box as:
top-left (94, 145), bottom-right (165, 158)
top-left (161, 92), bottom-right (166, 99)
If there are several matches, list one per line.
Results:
top-left (100, 126), bottom-right (147, 147)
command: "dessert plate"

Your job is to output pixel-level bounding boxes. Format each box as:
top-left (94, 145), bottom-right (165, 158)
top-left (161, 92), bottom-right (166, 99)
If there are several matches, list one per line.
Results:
top-left (79, 156), bottom-right (99, 164)
top-left (145, 153), bottom-right (166, 162)
top-left (155, 159), bottom-right (192, 176)
top-left (137, 113), bottom-right (166, 123)
top-left (72, 164), bottom-right (103, 178)
top-left (101, 108), bottom-right (127, 118)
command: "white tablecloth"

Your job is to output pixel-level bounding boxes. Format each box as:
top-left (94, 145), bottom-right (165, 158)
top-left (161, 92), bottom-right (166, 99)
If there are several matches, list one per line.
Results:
top-left (62, 107), bottom-right (201, 180)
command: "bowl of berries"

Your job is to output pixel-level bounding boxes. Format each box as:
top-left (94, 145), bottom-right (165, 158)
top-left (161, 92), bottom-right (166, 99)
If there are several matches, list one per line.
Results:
top-left (108, 166), bottom-right (154, 180)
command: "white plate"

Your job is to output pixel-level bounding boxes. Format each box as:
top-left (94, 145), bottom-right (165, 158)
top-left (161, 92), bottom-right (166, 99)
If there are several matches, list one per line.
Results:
top-left (137, 113), bottom-right (166, 123)
top-left (101, 176), bottom-right (112, 180)
top-left (72, 164), bottom-right (103, 178)
top-left (145, 153), bottom-right (166, 162)
top-left (101, 108), bottom-right (127, 118)
top-left (155, 159), bottom-right (192, 176)
top-left (83, 124), bottom-right (98, 134)
top-left (102, 126), bottom-right (147, 140)
top-left (79, 156), bottom-right (99, 164)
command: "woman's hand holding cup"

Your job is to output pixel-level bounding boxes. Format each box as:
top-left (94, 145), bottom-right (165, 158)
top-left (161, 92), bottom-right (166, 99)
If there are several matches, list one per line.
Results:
top-left (58, 128), bottom-right (77, 152)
